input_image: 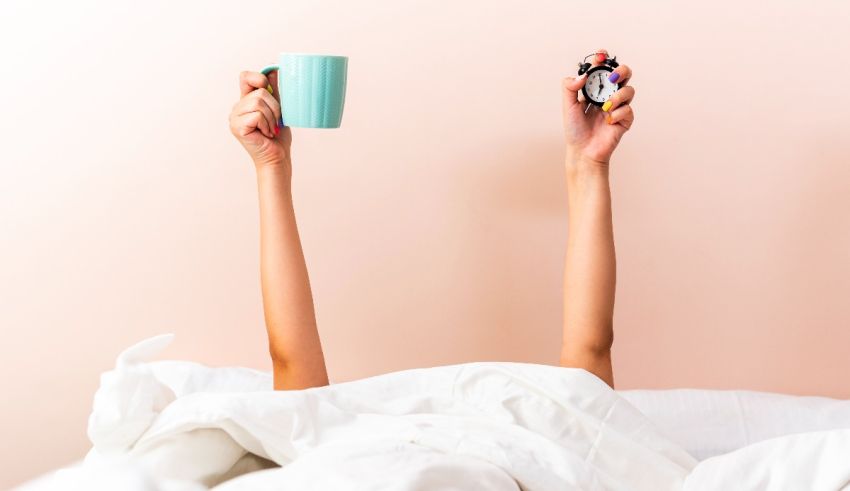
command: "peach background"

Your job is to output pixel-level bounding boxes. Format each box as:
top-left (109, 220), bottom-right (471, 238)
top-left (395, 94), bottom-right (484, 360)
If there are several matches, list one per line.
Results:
top-left (2, 0), bottom-right (849, 487)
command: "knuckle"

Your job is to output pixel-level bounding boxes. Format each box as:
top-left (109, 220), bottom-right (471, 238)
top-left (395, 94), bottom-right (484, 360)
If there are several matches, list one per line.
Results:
top-left (248, 94), bottom-right (263, 107)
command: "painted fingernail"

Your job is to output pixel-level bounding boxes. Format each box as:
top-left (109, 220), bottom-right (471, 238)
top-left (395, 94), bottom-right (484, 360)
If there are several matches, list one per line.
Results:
top-left (273, 124), bottom-right (280, 135)
top-left (267, 84), bottom-right (274, 94)
top-left (606, 115), bottom-right (613, 124)
top-left (602, 100), bottom-right (613, 112)
top-left (608, 72), bottom-right (620, 83)
top-left (279, 117), bottom-right (285, 127)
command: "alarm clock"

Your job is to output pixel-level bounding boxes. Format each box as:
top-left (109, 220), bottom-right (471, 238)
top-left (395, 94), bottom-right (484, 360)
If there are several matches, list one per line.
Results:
top-left (577, 51), bottom-right (620, 107)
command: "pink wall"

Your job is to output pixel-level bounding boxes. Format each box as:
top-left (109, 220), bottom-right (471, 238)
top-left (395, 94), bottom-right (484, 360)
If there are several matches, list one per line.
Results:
top-left (1, 0), bottom-right (849, 487)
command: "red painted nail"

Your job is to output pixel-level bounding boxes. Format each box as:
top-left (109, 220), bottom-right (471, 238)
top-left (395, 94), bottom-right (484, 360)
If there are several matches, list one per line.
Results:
top-left (273, 124), bottom-right (280, 135)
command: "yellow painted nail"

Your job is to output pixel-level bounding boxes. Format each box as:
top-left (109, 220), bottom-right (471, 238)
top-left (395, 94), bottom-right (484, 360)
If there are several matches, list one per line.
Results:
top-left (602, 100), bottom-right (613, 112)
top-left (267, 84), bottom-right (274, 94)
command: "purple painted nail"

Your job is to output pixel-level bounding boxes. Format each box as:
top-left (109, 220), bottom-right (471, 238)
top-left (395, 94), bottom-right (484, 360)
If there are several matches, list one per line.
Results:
top-left (608, 72), bottom-right (620, 83)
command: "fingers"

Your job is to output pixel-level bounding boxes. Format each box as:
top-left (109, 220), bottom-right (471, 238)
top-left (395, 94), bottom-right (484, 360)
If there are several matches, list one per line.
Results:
top-left (234, 88), bottom-right (280, 138)
top-left (255, 88), bottom-right (282, 124)
top-left (239, 70), bottom-right (272, 97)
top-left (590, 48), bottom-right (609, 67)
top-left (230, 112), bottom-right (272, 138)
top-left (601, 85), bottom-right (634, 113)
top-left (590, 48), bottom-right (632, 86)
top-left (562, 73), bottom-right (588, 108)
top-left (606, 103), bottom-right (634, 128)
top-left (608, 64), bottom-right (632, 86)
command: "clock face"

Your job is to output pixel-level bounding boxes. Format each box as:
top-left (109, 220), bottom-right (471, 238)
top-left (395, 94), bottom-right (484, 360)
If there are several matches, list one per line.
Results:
top-left (582, 66), bottom-right (619, 106)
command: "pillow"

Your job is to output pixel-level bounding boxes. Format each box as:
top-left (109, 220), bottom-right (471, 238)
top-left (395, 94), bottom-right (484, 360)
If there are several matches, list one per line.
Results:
top-left (620, 389), bottom-right (850, 460)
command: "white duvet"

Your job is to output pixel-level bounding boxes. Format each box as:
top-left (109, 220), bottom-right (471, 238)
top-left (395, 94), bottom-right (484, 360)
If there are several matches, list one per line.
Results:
top-left (31, 335), bottom-right (850, 490)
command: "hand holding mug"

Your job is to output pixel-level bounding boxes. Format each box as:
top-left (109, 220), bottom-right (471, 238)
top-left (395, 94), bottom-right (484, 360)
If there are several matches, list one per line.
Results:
top-left (230, 53), bottom-right (348, 170)
top-left (229, 70), bottom-right (291, 169)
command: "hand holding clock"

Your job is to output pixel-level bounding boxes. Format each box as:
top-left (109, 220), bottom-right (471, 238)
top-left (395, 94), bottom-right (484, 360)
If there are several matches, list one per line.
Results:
top-left (562, 49), bottom-right (634, 167)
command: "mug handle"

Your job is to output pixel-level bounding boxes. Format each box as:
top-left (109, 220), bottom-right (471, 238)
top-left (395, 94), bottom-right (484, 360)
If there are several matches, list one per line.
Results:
top-left (261, 65), bottom-right (283, 126)
top-left (260, 64), bottom-right (279, 76)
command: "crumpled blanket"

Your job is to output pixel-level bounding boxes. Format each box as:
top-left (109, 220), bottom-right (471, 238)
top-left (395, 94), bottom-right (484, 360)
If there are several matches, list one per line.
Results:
top-left (36, 335), bottom-right (850, 490)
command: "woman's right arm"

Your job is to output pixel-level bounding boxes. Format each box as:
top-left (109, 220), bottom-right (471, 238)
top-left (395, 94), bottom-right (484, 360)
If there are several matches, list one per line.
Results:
top-left (229, 71), bottom-right (329, 390)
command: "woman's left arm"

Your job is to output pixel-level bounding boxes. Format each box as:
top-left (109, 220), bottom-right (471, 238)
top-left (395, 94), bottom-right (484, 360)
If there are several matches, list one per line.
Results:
top-left (559, 52), bottom-right (635, 388)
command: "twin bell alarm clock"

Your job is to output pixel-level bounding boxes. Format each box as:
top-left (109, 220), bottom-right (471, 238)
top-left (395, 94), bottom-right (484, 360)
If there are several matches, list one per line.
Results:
top-left (577, 51), bottom-right (620, 107)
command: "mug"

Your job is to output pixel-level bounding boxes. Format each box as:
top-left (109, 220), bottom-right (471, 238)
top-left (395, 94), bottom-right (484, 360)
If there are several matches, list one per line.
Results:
top-left (261, 53), bottom-right (348, 129)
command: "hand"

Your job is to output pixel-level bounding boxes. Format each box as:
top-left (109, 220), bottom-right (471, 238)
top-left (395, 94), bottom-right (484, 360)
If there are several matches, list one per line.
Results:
top-left (561, 49), bottom-right (635, 167)
top-left (229, 71), bottom-right (292, 170)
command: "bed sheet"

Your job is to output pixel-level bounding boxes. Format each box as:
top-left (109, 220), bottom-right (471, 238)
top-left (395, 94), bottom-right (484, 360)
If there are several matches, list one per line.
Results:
top-left (13, 334), bottom-right (850, 490)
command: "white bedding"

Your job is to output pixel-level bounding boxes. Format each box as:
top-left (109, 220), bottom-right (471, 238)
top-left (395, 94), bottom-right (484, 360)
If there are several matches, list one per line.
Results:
top-left (620, 388), bottom-right (850, 461)
top-left (16, 335), bottom-right (850, 490)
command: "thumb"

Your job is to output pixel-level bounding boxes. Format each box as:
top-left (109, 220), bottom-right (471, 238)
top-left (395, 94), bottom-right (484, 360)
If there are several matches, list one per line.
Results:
top-left (562, 73), bottom-right (587, 108)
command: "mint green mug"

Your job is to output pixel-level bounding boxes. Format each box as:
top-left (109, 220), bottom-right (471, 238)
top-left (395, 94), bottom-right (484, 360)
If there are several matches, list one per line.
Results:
top-left (261, 53), bottom-right (348, 129)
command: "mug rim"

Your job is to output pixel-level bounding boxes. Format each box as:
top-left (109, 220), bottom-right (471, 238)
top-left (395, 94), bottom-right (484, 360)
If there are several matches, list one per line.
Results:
top-left (278, 52), bottom-right (348, 60)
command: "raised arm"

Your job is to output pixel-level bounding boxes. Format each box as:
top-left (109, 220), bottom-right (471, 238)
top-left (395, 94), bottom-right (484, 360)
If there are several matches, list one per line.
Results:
top-left (558, 51), bottom-right (634, 387)
top-left (229, 71), bottom-right (329, 390)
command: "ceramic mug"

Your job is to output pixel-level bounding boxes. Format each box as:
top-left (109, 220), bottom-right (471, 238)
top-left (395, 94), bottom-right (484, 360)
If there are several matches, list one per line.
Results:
top-left (261, 53), bottom-right (348, 128)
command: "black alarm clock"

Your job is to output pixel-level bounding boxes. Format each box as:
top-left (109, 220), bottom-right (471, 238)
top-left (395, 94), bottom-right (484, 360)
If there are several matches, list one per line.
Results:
top-left (577, 52), bottom-right (620, 107)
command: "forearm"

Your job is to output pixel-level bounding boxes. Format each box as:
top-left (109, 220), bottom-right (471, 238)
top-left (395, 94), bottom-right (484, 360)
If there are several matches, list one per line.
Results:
top-left (256, 164), bottom-right (329, 390)
top-left (560, 157), bottom-right (616, 386)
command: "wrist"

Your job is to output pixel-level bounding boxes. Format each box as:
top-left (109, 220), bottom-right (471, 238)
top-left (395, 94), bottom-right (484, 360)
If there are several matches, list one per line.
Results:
top-left (254, 158), bottom-right (292, 180)
top-left (565, 154), bottom-right (609, 184)
top-left (255, 160), bottom-right (293, 189)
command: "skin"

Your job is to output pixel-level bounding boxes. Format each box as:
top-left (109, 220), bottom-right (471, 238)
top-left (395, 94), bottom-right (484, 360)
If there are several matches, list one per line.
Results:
top-left (229, 70), bottom-right (328, 390)
top-left (560, 49), bottom-right (634, 387)
top-left (228, 48), bottom-right (634, 390)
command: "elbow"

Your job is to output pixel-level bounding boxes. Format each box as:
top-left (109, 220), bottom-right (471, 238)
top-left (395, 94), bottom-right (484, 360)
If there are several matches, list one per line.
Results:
top-left (560, 324), bottom-right (614, 361)
top-left (269, 343), bottom-right (289, 368)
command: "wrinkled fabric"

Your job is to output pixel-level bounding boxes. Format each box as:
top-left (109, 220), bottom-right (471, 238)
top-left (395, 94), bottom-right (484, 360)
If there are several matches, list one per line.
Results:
top-left (20, 335), bottom-right (850, 491)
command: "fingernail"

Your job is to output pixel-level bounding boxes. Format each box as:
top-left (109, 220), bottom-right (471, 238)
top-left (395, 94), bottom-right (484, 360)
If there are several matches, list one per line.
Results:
top-left (602, 100), bottom-right (613, 112)
top-left (279, 117), bottom-right (285, 127)
top-left (608, 72), bottom-right (620, 83)
top-left (273, 124), bottom-right (280, 135)
top-left (267, 84), bottom-right (274, 94)
top-left (606, 115), bottom-right (613, 125)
